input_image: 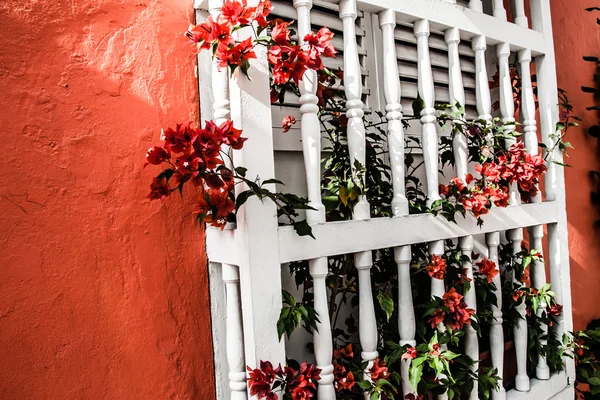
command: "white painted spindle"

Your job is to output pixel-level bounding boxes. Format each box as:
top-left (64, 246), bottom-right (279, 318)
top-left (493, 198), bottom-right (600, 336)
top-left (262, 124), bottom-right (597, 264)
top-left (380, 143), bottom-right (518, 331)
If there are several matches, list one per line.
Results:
top-left (493, 0), bottom-right (507, 20)
top-left (513, 0), bottom-right (528, 27)
top-left (531, 0), bottom-right (575, 383)
top-left (414, 19), bottom-right (440, 207)
top-left (485, 232), bottom-right (506, 400)
top-left (472, 36), bottom-right (492, 123)
top-left (508, 228), bottom-right (530, 392)
top-left (459, 237), bottom-right (478, 400)
top-left (293, 1), bottom-right (335, 397)
top-left (429, 240), bottom-right (448, 400)
top-left (339, 1), bottom-right (378, 385)
top-left (222, 264), bottom-right (248, 400)
top-left (445, 30), bottom-right (477, 400)
top-left (380, 10), bottom-right (416, 398)
top-left (469, 0), bottom-right (483, 12)
top-left (518, 46), bottom-right (550, 380)
top-left (497, 42), bottom-right (520, 207)
top-left (209, 0), bottom-right (230, 126)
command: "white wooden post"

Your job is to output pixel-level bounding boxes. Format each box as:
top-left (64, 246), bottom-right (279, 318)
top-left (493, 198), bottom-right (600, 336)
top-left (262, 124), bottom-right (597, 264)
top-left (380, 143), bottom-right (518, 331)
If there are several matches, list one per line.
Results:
top-left (414, 19), bottom-right (440, 207)
top-left (493, 0), bottom-right (507, 20)
top-left (519, 47), bottom-right (550, 380)
top-left (485, 232), bottom-right (506, 400)
top-left (445, 28), bottom-right (478, 400)
top-left (507, 228), bottom-right (530, 392)
top-left (222, 264), bottom-right (249, 400)
top-left (229, 5), bottom-right (286, 369)
top-left (209, 0), bottom-right (230, 125)
top-left (497, 42), bottom-right (520, 207)
top-left (293, 1), bottom-right (335, 397)
top-left (472, 36), bottom-right (493, 123)
top-left (513, 0), bottom-right (528, 27)
top-left (339, 1), bottom-right (379, 386)
top-left (531, 0), bottom-right (575, 384)
top-left (469, 0), bottom-right (483, 12)
top-left (379, 9), bottom-right (416, 398)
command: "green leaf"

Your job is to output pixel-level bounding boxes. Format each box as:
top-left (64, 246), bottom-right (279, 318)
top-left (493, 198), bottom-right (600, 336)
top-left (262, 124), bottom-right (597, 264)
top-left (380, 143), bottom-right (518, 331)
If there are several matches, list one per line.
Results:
top-left (377, 291), bottom-right (395, 321)
top-left (262, 178), bottom-right (284, 186)
top-left (235, 190), bottom-right (254, 211)
top-left (358, 380), bottom-right (373, 390)
top-left (235, 166), bottom-right (247, 177)
top-left (293, 220), bottom-right (315, 239)
top-left (412, 95), bottom-right (425, 118)
top-left (409, 363), bottom-right (424, 391)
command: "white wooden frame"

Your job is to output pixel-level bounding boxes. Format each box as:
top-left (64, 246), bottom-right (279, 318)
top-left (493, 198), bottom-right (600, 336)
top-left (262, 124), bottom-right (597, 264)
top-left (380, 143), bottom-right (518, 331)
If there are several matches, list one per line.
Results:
top-left (195, 0), bottom-right (575, 399)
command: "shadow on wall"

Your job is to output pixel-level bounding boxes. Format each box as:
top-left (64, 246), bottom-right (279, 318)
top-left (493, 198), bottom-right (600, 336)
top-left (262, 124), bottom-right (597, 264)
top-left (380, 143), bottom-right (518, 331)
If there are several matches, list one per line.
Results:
top-left (0, 1), bottom-right (215, 399)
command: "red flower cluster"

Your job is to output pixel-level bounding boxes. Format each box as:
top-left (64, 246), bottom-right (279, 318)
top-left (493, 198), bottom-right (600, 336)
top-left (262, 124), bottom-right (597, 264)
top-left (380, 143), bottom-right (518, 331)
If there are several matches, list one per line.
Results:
top-left (428, 288), bottom-right (475, 330)
top-left (476, 257), bottom-right (499, 284)
top-left (333, 362), bottom-right (355, 392)
top-left (439, 174), bottom-right (509, 220)
top-left (369, 358), bottom-right (390, 382)
top-left (268, 23), bottom-right (337, 86)
top-left (186, 0), bottom-right (272, 72)
top-left (475, 142), bottom-right (547, 199)
top-left (548, 303), bottom-right (563, 317)
top-left (146, 120), bottom-right (247, 228)
top-left (427, 255), bottom-right (447, 280)
top-left (247, 361), bottom-right (321, 400)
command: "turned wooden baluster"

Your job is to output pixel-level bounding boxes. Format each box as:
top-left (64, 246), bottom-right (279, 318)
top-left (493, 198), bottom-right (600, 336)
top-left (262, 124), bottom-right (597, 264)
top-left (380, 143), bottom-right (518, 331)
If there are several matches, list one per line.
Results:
top-left (294, 1), bottom-right (336, 397)
top-left (507, 229), bottom-right (530, 391)
top-left (474, 36), bottom-right (506, 400)
top-left (518, 47), bottom-right (551, 380)
top-left (493, 0), bottom-right (507, 20)
top-left (414, 23), bottom-right (447, 399)
top-left (379, 10), bottom-right (416, 398)
top-left (486, 232), bottom-right (506, 400)
top-left (222, 264), bottom-right (248, 400)
top-left (209, 2), bottom-right (246, 397)
top-left (497, 42), bottom-right (520, 207)
top-left (209, 0), bottom-right (230, 127)
top-left (339, 1), bottom-right (378, 390)
top-left (513, 0), bottom-right (528, 27)
top-left (445, 28), bottom-right (478, 400)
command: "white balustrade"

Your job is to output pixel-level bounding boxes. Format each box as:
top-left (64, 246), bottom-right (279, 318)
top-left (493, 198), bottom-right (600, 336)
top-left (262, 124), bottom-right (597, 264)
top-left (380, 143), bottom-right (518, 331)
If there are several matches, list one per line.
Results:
top-left (459, 237), bottom-right (478, 400)
top-left (339, 1), bottom-right (379, 387)
top-left (507, 229), bottom-right (530, 392)
top-left (485, 232), bottom-right (506, 400)
top-left (222, 264), bottom-right (248, 400)
top-left (514, 0), bottom-right (528, 27)
top-left (380, 9), bottom-right (416, 398)
top-left (293, 1), bottom-right (335, 397)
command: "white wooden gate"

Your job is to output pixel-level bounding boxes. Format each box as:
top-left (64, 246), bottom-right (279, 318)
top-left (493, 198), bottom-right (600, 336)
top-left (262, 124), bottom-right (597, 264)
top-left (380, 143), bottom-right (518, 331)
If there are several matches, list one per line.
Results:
top-left (195, 0), bottom-right (574, 399)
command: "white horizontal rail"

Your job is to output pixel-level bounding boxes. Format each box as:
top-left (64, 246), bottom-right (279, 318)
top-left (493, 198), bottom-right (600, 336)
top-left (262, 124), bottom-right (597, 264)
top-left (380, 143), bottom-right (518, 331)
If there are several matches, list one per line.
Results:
top-left (279, 201), bottom-right (559, 263)
top-left (356, 0), bottom-right (547, 55)
top-left (506, 373), bottom-right (570, 400)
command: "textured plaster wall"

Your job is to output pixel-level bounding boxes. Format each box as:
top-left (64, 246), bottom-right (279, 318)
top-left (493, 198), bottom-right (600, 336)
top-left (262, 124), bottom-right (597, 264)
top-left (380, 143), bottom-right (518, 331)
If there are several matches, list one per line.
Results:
top-left (0, 0), bottom-right (215, 399)
top-left (552, 0), bottom-right (600, 331)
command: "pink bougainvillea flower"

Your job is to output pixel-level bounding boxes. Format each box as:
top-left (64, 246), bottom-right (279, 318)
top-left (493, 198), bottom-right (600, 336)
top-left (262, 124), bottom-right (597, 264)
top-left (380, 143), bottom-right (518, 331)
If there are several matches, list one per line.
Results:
top-left (148, 177), bottom-right (171, 200)
top-left (369, 358), bottom-right (390, 382)
top-left (221, 0), bottom-right (255, 25)
top-left (402, 346), bottom-right (417, 360)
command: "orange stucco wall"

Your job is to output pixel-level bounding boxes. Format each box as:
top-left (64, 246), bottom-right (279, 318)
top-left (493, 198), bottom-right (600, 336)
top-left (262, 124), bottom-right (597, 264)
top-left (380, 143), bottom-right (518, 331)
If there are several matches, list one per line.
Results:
top-left (0, 0), bottom-right (215, 399)
top-left (551, 0), bottom-right (600, 331)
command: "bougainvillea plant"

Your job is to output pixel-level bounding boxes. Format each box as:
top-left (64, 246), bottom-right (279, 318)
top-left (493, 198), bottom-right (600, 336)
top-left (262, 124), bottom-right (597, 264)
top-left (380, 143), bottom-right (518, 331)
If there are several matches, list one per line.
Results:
top-left (146, 0), bottom-right (338, 238)
top-left (247, 360), bottom-right (321, 400)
